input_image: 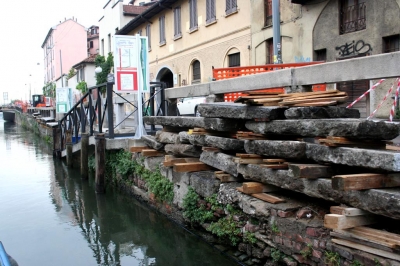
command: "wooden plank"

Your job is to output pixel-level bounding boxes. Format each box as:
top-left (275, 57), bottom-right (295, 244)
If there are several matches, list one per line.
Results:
top-left (216, 174), bottom-right (241, 182)
top-left (277, 90), bottom-right (341, 97)
top-left (288, 163), bottom-right (333, 179)
top-left (214, 171), bottom-right (225, 175)
top-left (249, 98), bottom-right (283, 103)
top-left (173, 162), bottom-right (212, 172)
top-left (332, 239), bottom-right (400, 261)
top-left (386, 144), bottom-right (400, 151)
top-left (263, 159), bottom-right (286, 163)
top-left (193, 127), bottom-right (207, 132)
top-left (251, 193), bottom-right (286, 204)
top-left (141, 149), bottom-right (164, 157)
top-left (242, 182), bottom-right (280, 194)
top-left (332, 173), bottom-right (400, 191)
top-left (236, 153), bottom-right (263, 158)
top-left (164, 158), bottom-right (199, 167)
top-left (280, 96), bottom-right (348, 105)
top-left (291, 101), bottom-right (337, 107)
top-left (129, 146), bottom-right (149, 153)
top-left (260, 164), bottom-right (289, 169)
top-left (287, 91), bottom-right (347, 101)
top-left (351, 227), bottom-right (400, 243)
top-left (236, 186), bottom-right (244, 193)
top-left (324, 214), bottom-right (377, 230)
top-left (330, 206), bottom-right (370, 216)
top-left (233, 158), bottom-right (264, 164)
top-left (330, 232), bottom-right (396, 253)
top-left (333, 228), bottom-right (400, 248)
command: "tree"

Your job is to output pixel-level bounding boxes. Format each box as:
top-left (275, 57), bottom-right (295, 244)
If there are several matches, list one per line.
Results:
top-left (95, 52), bottom-right (114, 94)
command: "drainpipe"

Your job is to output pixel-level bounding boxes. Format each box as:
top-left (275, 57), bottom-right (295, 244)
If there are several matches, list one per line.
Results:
top-left (272, 0), bottom-right (282, 64)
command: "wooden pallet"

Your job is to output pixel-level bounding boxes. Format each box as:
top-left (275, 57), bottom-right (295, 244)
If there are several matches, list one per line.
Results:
top-left (214, 171), bottom-right (241, 182)
top-left (332, 173), bottom-right (400, 191)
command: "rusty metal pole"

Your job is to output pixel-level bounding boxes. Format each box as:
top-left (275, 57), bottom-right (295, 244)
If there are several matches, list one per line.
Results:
top-left (66, 130), bottom-right (73, 168)
top-left (80, 133), bottom-right (89, 179)
top-left (95, 133), bottom-right (106, 193)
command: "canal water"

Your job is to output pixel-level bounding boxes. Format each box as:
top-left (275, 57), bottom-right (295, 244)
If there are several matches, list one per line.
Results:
top-left (0, 115), bottom-right (238, 266)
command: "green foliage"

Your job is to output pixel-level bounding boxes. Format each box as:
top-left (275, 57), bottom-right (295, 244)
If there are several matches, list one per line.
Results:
top-left (374, 258), bottom-right (382, 266)
top-left (88, 154), bottom-right (95, 172)
top-left (300, 243), bottom-right (313, 258)
top-left (67, 68), bottom-right (76, 80)
top-left (114, 150), bottom-right (135, 179)
top-left (243, 232), bottom-right (257, 244)
top-left (271, 248), bottom-right (283, 262)
top-left (95, 53), bottom-right (114, 94)
top-left (325, 251), bottom-right (341, 266)
top-left (351, 260), bottom-right (363, 266)
top-left (207, 216), bottom-right (241, 246)
top-left (182, 187), bottom-right (214, 224)
top-left (43, 135), bottom-right (52, 144)
top-left (42, 82), bottom-right (56, 98)
top-left (226, 204), bottom-right (241, 215)
top-left (76, 80), bottom-right (88, 94)
top-left (271, 221), bottom-right (279, 233)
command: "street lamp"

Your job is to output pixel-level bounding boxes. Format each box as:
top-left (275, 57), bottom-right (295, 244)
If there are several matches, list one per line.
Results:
top-left (95, 66), bottom-right (102, 74)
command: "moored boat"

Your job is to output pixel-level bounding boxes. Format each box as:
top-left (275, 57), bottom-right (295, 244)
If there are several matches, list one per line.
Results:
top-left (2, 110), bottom-right (15, 122)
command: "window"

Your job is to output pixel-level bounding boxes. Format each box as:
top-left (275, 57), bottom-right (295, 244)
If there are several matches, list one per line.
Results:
top-left (315, 49), bottom-right (327, 61)
top-left (174, 6), bottom-right (182, 38)
top-left (192, 60), bottom-right (201, 83)
top-left (266, 39), bottom-right (274, 64)
top-left (228, 52), bottom-right (240, 67)
top-left (339, 0), bottom-right (366, 34)
top-left (264, 0), bottom-right (272, 27)
top-left (159, 15), bottom-right (166, 45)
top-left (189, 0), bottom-right (198, 31)
top-left (138, 29), bottom-right (142, 36)
top-left (146, 24), bottom-right (151, 50)
top-left (383, 35), bottom-right (400, 53)
top-left (101, 39), bottom-right (104, 55)
top-left (226, 0), bottom-right (237, 15)
top-left (89, 41), bottom-right (93, 49)
top-left (206, 0), bottom-right (216, 24)
top-left (108, 34), bottom-right (111, 53)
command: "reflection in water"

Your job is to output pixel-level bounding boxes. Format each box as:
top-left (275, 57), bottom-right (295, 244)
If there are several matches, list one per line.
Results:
top-left (0, 117), bottom-right (236, 266)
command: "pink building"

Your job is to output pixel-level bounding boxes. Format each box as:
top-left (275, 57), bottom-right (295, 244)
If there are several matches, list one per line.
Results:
top-left (87, 25), bottom-right (99, 56)
top-left (41, 18), bottom-right (87, 86)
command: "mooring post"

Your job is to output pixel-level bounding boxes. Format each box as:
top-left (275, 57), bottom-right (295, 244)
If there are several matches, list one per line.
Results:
top-left (81, 133), bottom-right (89, 179)
top-left (95, 133), bottom-right (106, 193)
top-left (66, 130), bottom-right (73, 168)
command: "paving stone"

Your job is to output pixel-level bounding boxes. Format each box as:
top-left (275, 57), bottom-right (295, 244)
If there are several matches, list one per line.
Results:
top-left (164, 144), bottom-right (202, 157)
top-left (245, 140), bottom-right (307, 159)
top-left (200, 151), bottom-right (239, 177)
top-left (284, 106), bottom-right (360, 119)
top-left (205, 135), bottom-right (245, 151)
top-left (246, 119), bottom-right (400, 140)
top-left (197, 102), bottom-right (287, 120)
top-left (141, 135), bottom-right (164, 150)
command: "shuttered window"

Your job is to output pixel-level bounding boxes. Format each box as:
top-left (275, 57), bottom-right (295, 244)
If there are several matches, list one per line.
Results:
top-left (189, 0), bottom-right (198, 31)
top-left (206, 0), bottom-right (216, 24)
top-left (228, 53), bottom-right (240, 67)
top-left (174, 6), bottom-right (182, 38)
top-left (146, 24), bottom-right (151, 50)
top-left (264, 0), bottom-right (272, 27)
top-left (226, 0), bottom-right (237, 15)
top-left (159, 15), bottom-right (166, 45)
top-left (192, 60), bottom-right (201, 83)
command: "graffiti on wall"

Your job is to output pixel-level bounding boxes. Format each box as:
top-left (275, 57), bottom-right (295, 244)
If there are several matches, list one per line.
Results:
top-left (336, 40), bottom-right (372, 57)
top-left (294, 56), bottom-right (311, 62)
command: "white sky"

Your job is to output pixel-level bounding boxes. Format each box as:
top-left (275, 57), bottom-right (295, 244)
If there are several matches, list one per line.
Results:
top-left (0, 0), bottom-right (107, 102)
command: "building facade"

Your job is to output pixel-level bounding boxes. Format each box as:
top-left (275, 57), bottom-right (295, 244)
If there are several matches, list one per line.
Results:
top-left (41, 18), bottom-right (88, 86)
top-left (87, 25), bottom-right (100, 56)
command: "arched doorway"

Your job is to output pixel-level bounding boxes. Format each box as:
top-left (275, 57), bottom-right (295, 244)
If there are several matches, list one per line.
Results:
top-left (157, 67), bottom-right (173, 88)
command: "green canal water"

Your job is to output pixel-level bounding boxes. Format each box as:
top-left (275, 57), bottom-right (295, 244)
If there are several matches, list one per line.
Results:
top-left (0, 115), bottom-right (238, 266)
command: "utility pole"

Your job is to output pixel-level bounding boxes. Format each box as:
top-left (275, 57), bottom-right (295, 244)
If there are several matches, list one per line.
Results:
top-left (272, 0), bottom-right (282, 64)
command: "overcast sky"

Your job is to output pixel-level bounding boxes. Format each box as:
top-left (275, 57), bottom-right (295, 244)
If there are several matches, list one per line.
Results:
top-left (0, 0), bottom-right (107, 102)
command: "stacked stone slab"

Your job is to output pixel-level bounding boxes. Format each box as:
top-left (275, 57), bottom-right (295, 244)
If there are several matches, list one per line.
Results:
top-left (144, 104), bottom-right (400, 219)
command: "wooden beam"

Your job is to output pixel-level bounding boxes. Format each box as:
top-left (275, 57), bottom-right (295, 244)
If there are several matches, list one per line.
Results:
top-left (324, 214), bottom-right (377, 230)
top-left (251, 193), bottom-right (285, 204)
top-left (236, 153), bottom-right (263, 158)
top-left (141, 149), bottom-right (164, 157)
top-left (332, 239), bottom-right (400, 261)
top-left (260, 164), bottom-right (288, 170)
top-left (288, 163), bottom-right (333, 179)
top-left (164, 158), bottom-right (199, 167)
top-left (129, 146), bottom-right (149, 153)
top-left (263, 159), bottom-right (286, 163)
top-left (215, 173), bottom-right (241, 182)
top-left (173, 162), bottom-right (212, 172)
top-left (330, 231), bottom-right (396, 253)
top-left (242, 182), bottom-right (280, 194)
top-left (332, 173), bottom-right (400, 191)
top-left (330, 206), bottom-right (370, 216)
top-left (233, 158), bottom-right (264, 164)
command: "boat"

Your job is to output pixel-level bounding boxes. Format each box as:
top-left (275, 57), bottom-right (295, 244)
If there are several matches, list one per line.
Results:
top-left (2, 109), bottom-right (15, 122)
top-left (0, 241), bottom-right (13, 266)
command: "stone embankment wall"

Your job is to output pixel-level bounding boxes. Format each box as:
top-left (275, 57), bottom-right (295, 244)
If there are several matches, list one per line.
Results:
top-left (16, 112), bottom-right (57, 144)
top-left (110, 103), bottom-right (400, 266)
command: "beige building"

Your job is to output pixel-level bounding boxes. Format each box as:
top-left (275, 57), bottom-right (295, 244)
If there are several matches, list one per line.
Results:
top-left (117, 0), bottom-right (251, 88)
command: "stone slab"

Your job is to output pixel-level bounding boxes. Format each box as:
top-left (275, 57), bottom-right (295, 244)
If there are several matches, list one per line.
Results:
top-left (197, 103), bottom-right (287, 120)
top-left (306, 143), bottom-right (400, 172)
top-left (245, 140), bottom-right (307, 159)
top-left (178, 132), bottom-right (191, 144)
top-left (141, 135), bottom-right (164, 151)
top-left (164, 144), bottom-right (202, 157)
top-left (245, 119), bottom-right (400, 140)
top-left (155, 131), bottom-right (181, 144)
top-left (200, 151), bottom-right (239, 177)
top-left (205, 135), bottom-right (245, 151)
top-left (236, 164), bottom-right (400, 219)
top-left (190, 171), bottom-right (221, 198)
top-left (284, 107), bottom-right (360, 119)
top-left (144, 116), bottom-right (245, 131)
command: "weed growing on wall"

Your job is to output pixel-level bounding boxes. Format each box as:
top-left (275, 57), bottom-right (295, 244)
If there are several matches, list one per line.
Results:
top-left (182, 187), bottom-right (214, 224)
top-left (325, 251), bottom-right (341, 266)
top-left (207, 216), bottom-right (241, 246)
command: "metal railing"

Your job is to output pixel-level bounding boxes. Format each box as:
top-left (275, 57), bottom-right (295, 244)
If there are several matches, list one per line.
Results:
top-left (57, 81), bottom-right (167, 154)
top-left (340, 2), bottom-right (366, 34)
